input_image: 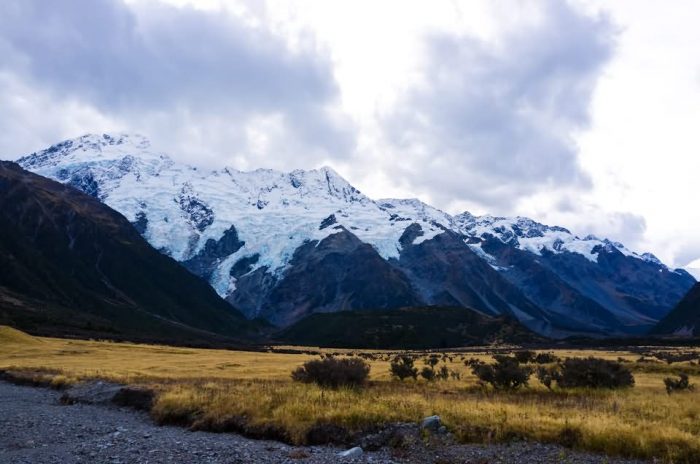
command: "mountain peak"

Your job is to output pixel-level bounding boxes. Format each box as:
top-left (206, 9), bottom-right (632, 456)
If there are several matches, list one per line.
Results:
top-left (78, 133), bottom-right (151, 149)
top-left (17, 132), bottom-right (164, 171)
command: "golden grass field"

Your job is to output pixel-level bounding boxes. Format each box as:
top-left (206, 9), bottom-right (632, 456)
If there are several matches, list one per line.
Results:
top-left (2, 325), bottom-right (700, 463)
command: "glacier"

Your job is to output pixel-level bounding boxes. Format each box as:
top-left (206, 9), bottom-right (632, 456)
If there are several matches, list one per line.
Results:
top-left (17, 133), bottom-right (679, 299)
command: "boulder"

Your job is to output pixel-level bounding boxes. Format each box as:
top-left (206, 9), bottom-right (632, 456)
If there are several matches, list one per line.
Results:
top-left (420, 415), bottom-right (441, 433)
top-left (358, 423), bottom-right (418, 450)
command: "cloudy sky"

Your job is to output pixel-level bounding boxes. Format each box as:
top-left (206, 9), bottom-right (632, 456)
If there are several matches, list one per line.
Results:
top-left (1, 0), bottom-right (699, 274)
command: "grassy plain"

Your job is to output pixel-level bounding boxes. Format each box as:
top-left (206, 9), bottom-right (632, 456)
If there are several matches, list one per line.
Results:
top-left (2, 326), bottom-right (700, 462)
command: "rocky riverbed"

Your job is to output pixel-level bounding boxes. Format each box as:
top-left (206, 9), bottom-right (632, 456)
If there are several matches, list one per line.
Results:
top-left (0, 381), bottom-right (647, 464)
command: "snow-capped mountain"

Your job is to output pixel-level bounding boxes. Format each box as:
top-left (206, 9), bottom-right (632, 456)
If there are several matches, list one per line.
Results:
top-left (17, 134), bottom-right (696, 336)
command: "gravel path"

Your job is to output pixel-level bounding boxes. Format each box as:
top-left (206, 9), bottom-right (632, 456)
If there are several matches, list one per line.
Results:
top-left (0, 381), bottom-right (647, 464)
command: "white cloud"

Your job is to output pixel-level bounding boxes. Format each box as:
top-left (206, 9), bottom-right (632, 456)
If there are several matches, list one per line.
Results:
top-left (0, 0), bottom-right (697, 270)
top-left (0, 0), bottom-right (354, 167)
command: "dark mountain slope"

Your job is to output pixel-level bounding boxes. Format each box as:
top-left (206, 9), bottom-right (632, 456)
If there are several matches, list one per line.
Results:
top-left (457, 214), bottom-right (695, 334)
top-left (653, 283), bottom-right (700, 336)
top-left (540, 244), bottom-right (693, 326)
top-left (393, 228), bottom-right (558, 335)
top-left (0, 161), bottom-right (256, 343)
top-left (479, 236), bottom-right (627, 335)
top-left (278, 306), bottom-right (541, 349)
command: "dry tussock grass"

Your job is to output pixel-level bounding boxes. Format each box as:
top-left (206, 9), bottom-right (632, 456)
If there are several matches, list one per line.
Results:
top-left (2, 326), bottom-right (700, 462)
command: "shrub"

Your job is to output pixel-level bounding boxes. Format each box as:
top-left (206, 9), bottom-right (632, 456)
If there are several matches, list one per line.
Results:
top-left (424, 354), bottom-right (440, 368)
top-left (420, 366), bottom-right (436, 381)
top-left (436, 365), bottom-right (450, 381)
top-left (558, 424), bottom-right (583, 448)
top-left (557, 357), bottom-right (634, 389)
top-left (536, 366), bottom-right (560, 390)
top-left (464, 357), bottom-right (483, 368)
top-left (534, 352), bottom-right (560, 364)
top-left (291, 357), bottom-right (370, 388)
top-left (664, 374), bottom-right (694, 395)
top-left (390, 356), bottom-right (418, 381)
top-left (513, 350), bottom-right (535, 364)
top-left (471, 355), bottom-right (531, 390)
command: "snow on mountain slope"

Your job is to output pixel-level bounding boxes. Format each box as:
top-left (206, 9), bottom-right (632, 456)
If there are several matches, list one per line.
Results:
top-left (18, 133), bottom-right (687, 285)
top-left (18, 134), bottom-right (448, 293)
top-left (453, 212), bottom-right (667, 269)
top-left (17, 133), bottom-right (694, 333)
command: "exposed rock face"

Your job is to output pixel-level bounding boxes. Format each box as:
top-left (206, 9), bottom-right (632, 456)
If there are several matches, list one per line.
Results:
top-left (178, 182), bottom-right (214, 232)
top-left (183, 225), bottom-right (245, 281)
top-left (237, 228), bottom-right (422, 326)
top-left (479, 236), bottom-right (627, 335)
top-left (229, 254), bottom-right (260, 279)
top-left (131, 211), bottom-right (149, 235)
top-left (393, 229), bottom-right (554, 335)
top-left (319, 214), bottom-right (337, 230)
top-left (67, 170), bottom-right (100, 198)
top-left (226, 266), bottom-right (278, 320)
top-left (479, 235), bottom-right (696, 334)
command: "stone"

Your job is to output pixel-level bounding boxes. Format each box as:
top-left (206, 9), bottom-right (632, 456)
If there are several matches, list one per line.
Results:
top-left (420, 415), bottom-right (441, 432)
top-left (337, 446), bottom-right (363, 459)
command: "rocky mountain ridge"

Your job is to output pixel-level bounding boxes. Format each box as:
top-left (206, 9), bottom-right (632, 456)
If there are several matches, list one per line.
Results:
top-left (17, 133), bottom-right (696, 336)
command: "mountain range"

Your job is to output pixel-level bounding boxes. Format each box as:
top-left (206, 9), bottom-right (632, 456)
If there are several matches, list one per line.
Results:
top-left (15, 133), bottom-right (697, 338)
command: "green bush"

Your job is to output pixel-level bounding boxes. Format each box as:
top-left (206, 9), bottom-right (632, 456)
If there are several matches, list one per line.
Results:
top-left (389, 355), bottom-right (418, 381)
top-left (436, 365), bottom-right (450, 381)
top-left (291, 357), bottom-right (370, 388)
top-left (464, 357), bottom-right (482, 368)
top-left (557, 357), bottom-right (634, 389)
top-left (664, 374), bottom-right (694, 394)
top-left (533, 352), bottom-right (560, 364)
top-left (420, 366), bottom-right (436, 381)
top-left (513, 350), bottom-right (535, 364)
top-left (471, 355), bottom-right (531, 390)
top-left (536, 366), bottom-right (559, 390)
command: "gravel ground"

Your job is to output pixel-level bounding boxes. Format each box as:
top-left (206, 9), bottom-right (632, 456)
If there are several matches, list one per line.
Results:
top-left (0, 381), bottom-right (648, 464)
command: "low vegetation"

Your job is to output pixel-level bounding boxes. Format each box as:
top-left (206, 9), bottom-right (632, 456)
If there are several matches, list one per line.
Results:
top-left (2, 326), bottom-right (700, 462)
top-left (471, 355), bottom-right (531, 390)
top-left (291, 357), bottom-right (370, 388)
top-left (389, 355), bottom-right (418, 381)
top-left (664, 373), bottom-right (695, 395)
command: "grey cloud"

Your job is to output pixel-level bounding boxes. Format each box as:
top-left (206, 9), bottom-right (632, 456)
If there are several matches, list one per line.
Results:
top-left (0, 0), bottom-right (353, 165)
top-left (383, 0), bottom-right (615, 212)
top-left (594, 212), bottom-right (647, 248)
top-left (675, 244), bottom-right (700, 270)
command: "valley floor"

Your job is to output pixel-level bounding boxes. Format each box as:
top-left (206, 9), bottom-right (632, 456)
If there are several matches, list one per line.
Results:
top-left (0, 381), bottom-right (645, 464)
top-left (2, 326), bottom-right (699, 462)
